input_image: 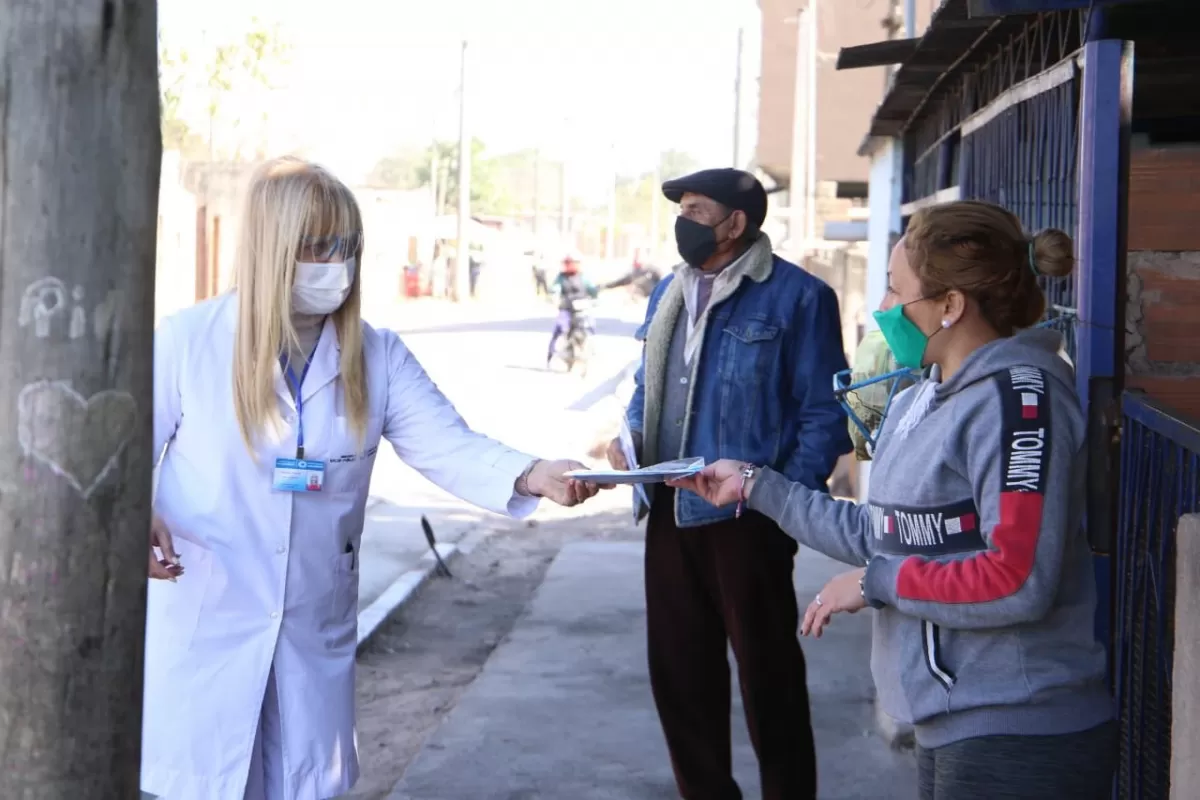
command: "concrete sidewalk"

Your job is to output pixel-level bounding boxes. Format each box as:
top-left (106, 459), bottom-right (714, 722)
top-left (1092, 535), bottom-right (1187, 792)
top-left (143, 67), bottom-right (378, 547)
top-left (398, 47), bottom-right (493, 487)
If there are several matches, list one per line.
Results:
top-left (355, 492), bottom-right (510, 648)
top-left (388, 541), bottom-right (917, 800)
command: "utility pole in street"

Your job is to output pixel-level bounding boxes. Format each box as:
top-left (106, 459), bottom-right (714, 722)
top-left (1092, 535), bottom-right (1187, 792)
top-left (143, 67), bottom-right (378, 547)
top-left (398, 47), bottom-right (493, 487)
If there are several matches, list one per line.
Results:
top-left (733, 26), bottom-right (744, 168)
top-left (0, 2), bottom-right (160, 796)
top-left (606, 144), bottom-right (617, 261)
top-left (430, 146), bottom-right (442, 216)
top-left (650, 159), bottom-right (662, 259)
top-left (559, 163), bottom-right (570, 244)
top-left (533, 148), bottom-right (541, 237)
top-left (805, 0), bottom-right (818, 250)
top-left (454, 40), bottom-right (471, 303)
top-left (787, 5), bottom-right (809, 255)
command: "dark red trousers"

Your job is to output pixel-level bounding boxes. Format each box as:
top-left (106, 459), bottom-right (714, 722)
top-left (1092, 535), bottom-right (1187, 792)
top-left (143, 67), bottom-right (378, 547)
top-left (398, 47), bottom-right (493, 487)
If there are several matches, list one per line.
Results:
top-left (646, 489), bottom-right (817, 800)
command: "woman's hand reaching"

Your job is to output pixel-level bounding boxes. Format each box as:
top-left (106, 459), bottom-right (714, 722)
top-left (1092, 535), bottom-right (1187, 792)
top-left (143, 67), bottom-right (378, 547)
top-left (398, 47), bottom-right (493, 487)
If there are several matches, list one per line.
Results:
top-left (667, 459), bottom-right (751, 507)
top-left (524, 459), bottom-right (612, 507)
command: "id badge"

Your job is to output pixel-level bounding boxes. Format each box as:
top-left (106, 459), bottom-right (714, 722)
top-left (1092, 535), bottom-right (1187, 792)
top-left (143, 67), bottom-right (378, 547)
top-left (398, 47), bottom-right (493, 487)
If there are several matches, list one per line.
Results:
top-left (273, 458), bottom-right (325, 492)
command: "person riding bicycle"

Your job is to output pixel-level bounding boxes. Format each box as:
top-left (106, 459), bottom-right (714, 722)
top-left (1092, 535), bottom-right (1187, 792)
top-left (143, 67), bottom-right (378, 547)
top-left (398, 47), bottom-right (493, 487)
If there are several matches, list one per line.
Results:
top-left (547, 254), bottom-right (599, 367)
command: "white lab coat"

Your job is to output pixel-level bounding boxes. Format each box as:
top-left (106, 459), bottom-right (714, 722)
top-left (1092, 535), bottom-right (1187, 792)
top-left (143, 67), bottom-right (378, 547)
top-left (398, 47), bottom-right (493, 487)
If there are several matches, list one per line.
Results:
top-left (141, 294), bottom-right (537, 799)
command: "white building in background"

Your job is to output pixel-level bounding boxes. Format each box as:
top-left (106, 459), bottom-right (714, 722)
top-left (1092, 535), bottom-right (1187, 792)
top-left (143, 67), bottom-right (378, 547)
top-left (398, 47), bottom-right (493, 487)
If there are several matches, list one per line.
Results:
top-left (155, 152), bottom-right (199, 324)
top-left (152, 151), bottom-right (439, 322)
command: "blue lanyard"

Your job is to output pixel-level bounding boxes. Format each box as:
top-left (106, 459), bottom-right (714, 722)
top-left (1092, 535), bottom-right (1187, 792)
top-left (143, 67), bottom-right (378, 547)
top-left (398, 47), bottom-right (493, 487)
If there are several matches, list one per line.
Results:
top-left (280, 333), bottom-right (323, 459)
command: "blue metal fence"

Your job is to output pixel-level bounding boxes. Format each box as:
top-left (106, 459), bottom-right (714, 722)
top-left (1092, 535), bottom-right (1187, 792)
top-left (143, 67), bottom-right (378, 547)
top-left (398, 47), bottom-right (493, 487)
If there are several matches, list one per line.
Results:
top-left (959, 65), bottom-right (1080, 358)
top-left (1115, 393), bottom-right (1200, 799)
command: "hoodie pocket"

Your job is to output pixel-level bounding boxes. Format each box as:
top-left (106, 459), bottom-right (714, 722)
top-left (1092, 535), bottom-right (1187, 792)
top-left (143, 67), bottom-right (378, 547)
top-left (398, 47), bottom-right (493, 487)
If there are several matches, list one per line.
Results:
top-left (921, 620), bottom-right (956, 690)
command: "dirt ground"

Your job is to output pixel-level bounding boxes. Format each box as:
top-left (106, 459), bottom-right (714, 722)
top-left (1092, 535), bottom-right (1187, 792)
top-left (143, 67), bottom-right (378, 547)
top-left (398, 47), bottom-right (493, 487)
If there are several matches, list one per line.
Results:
top-left (343, 509), bottom-right (643, 800)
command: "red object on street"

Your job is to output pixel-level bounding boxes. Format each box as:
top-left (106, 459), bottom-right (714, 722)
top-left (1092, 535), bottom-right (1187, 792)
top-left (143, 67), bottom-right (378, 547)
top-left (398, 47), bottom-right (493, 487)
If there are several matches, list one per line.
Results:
top-left (404, 267), bottom-right (421, 298)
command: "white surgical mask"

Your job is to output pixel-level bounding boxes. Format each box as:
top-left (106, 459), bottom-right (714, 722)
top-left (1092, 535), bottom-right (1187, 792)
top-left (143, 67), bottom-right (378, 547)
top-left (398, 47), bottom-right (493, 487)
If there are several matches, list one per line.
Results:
top-left (292, 257), bottom-right (356, 315)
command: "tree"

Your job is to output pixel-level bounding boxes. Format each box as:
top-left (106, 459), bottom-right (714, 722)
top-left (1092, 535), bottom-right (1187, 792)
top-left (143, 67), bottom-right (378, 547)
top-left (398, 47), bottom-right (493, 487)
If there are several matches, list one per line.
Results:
top-left (657, 149), bottom-right (701, 182)
top-left (158, 18), bottom-right (289, 160)
top-left (365, 145), bottom-right (428, 192)
top-left (367, 138), bottom-right (511, 216)
top-left (0, 1), bottom-right (161, 797)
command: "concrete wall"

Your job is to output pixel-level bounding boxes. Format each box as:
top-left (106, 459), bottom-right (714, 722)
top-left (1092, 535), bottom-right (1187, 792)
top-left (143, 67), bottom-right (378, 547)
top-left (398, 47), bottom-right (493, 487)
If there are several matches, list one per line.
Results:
top-left (1125, 147), bottom-right (1200, 419)
top-left (857, 137), bottom-right (904, 508)
top-left (1170, 513), bottom-right (1200, 797)
top-left (864, 139), bottom-right (903, 328)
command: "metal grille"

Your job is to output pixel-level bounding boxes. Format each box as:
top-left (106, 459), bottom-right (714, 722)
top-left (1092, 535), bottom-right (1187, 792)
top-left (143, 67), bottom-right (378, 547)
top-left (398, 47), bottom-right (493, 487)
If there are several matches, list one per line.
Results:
top-left (960, 74), bottom-right (1080, 357)
top-left (1115, 393), bottom-right (1200, 800)
top-left (902, 10), bottom-right (1087, 360)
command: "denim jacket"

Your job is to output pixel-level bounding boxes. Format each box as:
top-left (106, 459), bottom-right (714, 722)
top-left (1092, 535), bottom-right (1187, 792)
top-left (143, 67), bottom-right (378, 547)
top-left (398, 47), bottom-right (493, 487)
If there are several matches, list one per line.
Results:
top-left (626, 237), bottom-right (852, 528)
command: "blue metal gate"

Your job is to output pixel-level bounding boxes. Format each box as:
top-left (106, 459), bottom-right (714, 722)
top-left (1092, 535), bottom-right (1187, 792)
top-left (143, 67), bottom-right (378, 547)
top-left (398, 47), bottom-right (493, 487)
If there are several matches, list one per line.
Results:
top-left (902, 11), bottom-right (1088, 360)
top-left (1115, 394), bottom-right (1200, 798)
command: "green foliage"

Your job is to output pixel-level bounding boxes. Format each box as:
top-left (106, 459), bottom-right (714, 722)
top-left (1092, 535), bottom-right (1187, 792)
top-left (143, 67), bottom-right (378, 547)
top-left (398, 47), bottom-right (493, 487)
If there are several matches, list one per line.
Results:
top-left (367, 139), bottom-right (512, 216)
top-left (158, 18), bottom-right (289, 160)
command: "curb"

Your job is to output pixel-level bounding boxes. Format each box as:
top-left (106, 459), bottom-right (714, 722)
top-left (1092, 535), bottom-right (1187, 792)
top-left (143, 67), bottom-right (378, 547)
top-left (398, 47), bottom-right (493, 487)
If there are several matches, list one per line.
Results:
top-left (355, 542), bottom-right (461, 653)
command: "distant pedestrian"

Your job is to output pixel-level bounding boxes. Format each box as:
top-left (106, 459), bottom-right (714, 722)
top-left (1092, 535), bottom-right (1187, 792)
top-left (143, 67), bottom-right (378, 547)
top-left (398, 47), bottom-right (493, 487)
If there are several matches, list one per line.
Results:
top-left (672, 200), bottom-right (1115, 800)
top-left (609, 168), bottom-right (852, 799)
top-left (532, 259), bottom-right (550, 297)
top-left (468, 254), bottom-right (482, 297)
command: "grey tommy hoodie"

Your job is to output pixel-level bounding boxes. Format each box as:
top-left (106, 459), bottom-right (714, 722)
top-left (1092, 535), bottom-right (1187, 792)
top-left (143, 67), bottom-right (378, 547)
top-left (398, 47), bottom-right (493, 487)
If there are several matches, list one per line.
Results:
top-left (748, 328), bottom-right (1112, 748)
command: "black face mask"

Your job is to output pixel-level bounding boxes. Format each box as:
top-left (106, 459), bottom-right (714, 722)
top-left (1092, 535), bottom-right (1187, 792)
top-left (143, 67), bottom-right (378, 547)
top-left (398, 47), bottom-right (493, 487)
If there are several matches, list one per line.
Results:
top-left (674, 213), bottom-right (733, 268)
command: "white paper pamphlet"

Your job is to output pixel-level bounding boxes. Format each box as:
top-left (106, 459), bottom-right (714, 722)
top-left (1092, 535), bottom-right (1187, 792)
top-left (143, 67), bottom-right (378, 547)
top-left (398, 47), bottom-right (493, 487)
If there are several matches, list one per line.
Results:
top-left (565, 456), bottom-right (705, 486)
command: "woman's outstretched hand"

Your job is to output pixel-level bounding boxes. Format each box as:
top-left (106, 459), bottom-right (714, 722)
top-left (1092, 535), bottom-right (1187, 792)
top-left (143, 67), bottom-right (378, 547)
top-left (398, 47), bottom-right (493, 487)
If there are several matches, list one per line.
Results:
top-left (526, 459), bottom-right (611, 507)
top-left (667, 459), bottom-right (749, 507)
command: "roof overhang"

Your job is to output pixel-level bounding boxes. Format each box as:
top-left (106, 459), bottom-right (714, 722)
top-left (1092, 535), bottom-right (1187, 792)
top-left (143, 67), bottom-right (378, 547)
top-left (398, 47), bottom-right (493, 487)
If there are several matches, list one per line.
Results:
top-left (966, 0), bottom-right (1156, 17)
top-left (839, 0), bottom-right (1163, 138)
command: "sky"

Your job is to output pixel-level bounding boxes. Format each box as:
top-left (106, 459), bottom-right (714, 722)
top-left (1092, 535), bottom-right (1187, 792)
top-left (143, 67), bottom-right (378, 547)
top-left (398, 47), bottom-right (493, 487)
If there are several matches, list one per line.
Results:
top-left (159, 0), bottom-right (762, 202)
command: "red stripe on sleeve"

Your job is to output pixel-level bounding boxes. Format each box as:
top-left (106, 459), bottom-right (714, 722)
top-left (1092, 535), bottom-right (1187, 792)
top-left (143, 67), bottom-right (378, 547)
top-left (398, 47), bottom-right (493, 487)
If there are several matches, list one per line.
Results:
top-left (896, 492), bottom-right (1043, 603)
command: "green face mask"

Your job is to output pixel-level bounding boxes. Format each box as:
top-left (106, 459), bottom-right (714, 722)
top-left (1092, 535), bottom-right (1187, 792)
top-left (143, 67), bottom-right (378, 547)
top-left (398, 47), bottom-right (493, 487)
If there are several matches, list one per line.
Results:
top-left (873, 303), bottom-right (933, 370)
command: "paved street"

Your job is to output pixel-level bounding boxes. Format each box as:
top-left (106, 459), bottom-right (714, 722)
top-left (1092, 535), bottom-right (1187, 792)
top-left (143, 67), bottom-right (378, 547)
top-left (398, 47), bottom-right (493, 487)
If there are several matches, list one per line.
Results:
top-left (355, 292), bottom-right (646, 611)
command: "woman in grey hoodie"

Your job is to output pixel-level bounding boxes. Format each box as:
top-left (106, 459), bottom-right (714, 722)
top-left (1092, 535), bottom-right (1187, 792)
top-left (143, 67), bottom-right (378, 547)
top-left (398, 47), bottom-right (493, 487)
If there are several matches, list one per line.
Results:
top-left (671, 200), bottom-right (1115, 799)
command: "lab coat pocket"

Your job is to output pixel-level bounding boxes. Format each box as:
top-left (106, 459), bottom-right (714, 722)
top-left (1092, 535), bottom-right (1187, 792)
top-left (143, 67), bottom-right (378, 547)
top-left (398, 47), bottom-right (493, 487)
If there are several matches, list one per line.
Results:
top-left (146, 538), bottom-right (213, 659)
top-left (329, 550), bottom-right (360, 640)
top-left (323, 417), bottom-right (380, 495)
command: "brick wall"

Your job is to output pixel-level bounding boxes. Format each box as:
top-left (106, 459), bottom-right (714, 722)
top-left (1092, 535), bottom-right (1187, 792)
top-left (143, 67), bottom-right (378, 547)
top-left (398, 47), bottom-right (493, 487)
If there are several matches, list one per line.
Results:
top-left (1125, 147), bottom-right (1200, 419)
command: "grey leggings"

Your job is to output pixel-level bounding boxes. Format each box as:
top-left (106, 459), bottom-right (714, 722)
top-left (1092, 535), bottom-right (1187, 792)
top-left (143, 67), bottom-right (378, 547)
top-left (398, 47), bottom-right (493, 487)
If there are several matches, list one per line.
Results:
top-left (917, 720), bottom-right (1117, 800)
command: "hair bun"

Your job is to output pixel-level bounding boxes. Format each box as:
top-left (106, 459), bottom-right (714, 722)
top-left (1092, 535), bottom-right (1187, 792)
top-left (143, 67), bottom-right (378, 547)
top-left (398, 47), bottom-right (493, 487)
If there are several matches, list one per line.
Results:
top-left (1029, 229), bottom-right (1075, 279)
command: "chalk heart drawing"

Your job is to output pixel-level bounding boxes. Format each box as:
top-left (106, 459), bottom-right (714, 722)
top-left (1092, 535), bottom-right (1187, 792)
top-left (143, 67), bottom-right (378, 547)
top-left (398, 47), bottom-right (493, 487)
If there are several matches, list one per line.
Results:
top-left (16, 381), bottom-right (137, 498)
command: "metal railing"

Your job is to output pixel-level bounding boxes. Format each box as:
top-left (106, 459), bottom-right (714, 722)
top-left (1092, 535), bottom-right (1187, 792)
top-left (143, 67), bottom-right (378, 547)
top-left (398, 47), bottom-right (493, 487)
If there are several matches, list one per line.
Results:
top-left (902, 11), bottom-right (1087, 362)
top-left (959, 59), bottom-right (1080, 359)
top-left (1115, 391), bottom-right (1200, 799)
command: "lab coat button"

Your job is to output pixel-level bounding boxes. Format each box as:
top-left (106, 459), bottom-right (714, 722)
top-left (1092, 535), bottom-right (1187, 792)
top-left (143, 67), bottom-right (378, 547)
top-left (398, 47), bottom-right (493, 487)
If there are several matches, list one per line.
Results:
top-left (270, 611), bottom-right (280, 619)
top-left (276, 546), bottom-right (286, 554)
top-left (679, 377), bottom-right (688, 385)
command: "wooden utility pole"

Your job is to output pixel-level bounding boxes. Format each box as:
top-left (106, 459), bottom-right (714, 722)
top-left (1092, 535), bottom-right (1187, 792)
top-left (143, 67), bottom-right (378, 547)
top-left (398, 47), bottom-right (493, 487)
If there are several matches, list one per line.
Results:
top-left (732, 26), bottom-right (744, 168)
top-left (0, 2), bottom-right (160, 796)
top-left (454, 40), bottom-right (471, 303)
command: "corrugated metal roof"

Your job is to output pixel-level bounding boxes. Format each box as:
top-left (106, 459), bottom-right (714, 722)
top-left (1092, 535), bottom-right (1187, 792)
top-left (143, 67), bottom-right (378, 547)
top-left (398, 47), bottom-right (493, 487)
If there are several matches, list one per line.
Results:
top-left (837, 0), bottom-right (1015, 137)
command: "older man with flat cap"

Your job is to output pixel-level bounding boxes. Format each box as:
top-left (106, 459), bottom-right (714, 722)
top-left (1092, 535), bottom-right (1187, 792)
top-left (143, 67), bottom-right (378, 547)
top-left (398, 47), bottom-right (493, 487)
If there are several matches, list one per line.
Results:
top-left (608, 168), bottom-right (851, 799)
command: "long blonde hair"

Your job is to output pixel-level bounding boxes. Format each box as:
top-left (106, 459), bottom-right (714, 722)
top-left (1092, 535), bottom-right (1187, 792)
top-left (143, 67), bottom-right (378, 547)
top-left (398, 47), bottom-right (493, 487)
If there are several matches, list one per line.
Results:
top-left (231, 156), bottom-right (367, 453)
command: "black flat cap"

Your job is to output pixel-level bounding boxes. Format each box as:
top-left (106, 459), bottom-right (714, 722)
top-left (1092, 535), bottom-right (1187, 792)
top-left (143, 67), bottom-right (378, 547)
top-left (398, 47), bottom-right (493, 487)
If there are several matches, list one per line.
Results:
top-left (662, 168), bottom-right (768, 229)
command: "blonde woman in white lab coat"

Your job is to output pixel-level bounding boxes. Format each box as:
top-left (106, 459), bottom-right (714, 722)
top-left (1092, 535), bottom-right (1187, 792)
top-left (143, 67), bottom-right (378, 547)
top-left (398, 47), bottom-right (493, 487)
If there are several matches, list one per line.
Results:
top-left (141, 157), bottom-right (601, 800)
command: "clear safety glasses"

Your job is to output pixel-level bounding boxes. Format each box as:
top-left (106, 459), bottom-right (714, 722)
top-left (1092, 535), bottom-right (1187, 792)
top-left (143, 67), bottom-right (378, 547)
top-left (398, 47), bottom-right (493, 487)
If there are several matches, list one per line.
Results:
top-left (299, 232), bottom-right (362, 263)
